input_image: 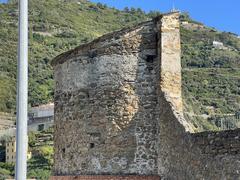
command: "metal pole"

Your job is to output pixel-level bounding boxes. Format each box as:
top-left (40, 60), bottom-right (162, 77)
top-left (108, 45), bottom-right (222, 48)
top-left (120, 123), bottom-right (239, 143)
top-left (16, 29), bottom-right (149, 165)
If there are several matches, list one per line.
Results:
top-left (15, 0), bottom-right (28, 178)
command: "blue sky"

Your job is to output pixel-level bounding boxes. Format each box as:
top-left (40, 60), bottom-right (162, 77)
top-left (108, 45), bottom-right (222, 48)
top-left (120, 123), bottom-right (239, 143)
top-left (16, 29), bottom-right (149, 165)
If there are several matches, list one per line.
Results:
top-left (91, 0), bottom-right (240, 35)
top-left (0, 0), bottom-right (239, 35)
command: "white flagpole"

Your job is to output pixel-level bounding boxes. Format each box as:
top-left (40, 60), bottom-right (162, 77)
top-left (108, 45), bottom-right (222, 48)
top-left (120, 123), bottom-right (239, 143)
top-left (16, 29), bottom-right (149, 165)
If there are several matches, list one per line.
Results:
top-left (15, 0), bottom-right (28, 178)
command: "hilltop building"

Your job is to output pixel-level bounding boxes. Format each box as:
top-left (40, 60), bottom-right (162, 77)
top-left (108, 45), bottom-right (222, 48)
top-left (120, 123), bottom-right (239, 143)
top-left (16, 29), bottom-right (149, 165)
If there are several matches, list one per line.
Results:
top-left (0, 103), bottom-right (54, 141)
top-left (51, 12), bottom-right (240, 179)
top-left (28, 103), bottom-right (54, 132)
top-left (212, 40), bottom-right (224, 49)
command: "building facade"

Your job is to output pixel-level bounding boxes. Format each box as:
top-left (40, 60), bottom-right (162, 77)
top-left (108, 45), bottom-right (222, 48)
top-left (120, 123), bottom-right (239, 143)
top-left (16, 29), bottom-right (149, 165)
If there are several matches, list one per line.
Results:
top-left (28, 103), bottom-right (54, 132)
top-left (5, 137), bottom-right (16, 163)
top-left (5, 137), bottom-right (31, 163)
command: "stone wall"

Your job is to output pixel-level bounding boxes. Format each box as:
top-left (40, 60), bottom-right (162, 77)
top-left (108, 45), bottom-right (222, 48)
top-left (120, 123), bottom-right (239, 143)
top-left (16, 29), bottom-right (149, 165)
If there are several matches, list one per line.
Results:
top-left (158, 97), bottom-right (240, 179)
top-left (156, 13), bottom-right (240, 180)
top-left (52, 12), bottom-right (240, 179)
top-left (158, 11), bottom-right (240, 180)
top-left (53, 19), bottom-right (160, 175)
top-left (193, 129), bottom-right (240, 155)
top-left (50, 175), bottom-right (160, 180)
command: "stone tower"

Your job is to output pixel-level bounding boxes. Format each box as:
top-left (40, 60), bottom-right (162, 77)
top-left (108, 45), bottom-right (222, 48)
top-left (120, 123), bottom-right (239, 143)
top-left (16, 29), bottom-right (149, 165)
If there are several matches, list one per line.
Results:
top-left (51, 12), bottom-right (240, 179)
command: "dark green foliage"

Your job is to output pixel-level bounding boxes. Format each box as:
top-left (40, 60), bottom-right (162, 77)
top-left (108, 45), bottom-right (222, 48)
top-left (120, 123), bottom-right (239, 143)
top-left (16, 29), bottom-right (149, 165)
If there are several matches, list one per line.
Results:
top-left (183, 68), bottom-right (240, 114)
top-left (0, 162), bottom-right (14, 179)
top-left (0, 0), bottom-right (240, 131)
top-left (27, 152), bottom-right (52, 179)
top-left (27, 168), bottom-right (51, 180)
top-left (148, 10), bottom-right (161, 18)
top-left (27, 128), bottom-right (53, 179)
top-left (181, 27), bottom-right (240, 68)
top-left (180, 22), bottom-right (240, 131)
top-left (0, 0), bottom-right (150, 113)
top-left (0, 128), bottom-right (54, 179)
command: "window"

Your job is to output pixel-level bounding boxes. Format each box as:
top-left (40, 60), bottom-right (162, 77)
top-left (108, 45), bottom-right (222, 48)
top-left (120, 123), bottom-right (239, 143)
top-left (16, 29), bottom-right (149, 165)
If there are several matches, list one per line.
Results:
top-left (90, 143), bottom-right (95, 149)
top-left (7, 156), bottom-right (9, 160)
top-left (38, 124), bottom-right (45, 131)
top-left (146, 55), bottom-right (156, 63)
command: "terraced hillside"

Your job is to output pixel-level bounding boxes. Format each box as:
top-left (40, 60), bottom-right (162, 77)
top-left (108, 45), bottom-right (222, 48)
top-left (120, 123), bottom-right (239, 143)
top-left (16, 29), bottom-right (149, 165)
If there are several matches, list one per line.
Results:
top-left (180, 20), bottom-right (240, 131)
top-left (0, 0), bottom-right (239, 131)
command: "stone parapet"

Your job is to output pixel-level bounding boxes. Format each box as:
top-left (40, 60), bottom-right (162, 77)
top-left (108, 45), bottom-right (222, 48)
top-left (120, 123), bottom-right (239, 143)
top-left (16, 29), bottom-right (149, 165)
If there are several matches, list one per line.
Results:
top-left (193, 128), bottom-right (240, 155)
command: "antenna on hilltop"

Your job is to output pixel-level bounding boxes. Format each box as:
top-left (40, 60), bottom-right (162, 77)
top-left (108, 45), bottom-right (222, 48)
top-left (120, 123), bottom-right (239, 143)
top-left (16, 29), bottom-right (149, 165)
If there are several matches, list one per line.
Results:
top-left (171, 2), bottom-right (178, 12)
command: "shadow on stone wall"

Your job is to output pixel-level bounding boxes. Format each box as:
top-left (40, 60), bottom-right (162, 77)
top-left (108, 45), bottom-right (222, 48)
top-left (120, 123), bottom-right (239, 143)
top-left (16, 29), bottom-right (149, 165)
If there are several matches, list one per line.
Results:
top-left (52, 12), bottom-right (240, 179)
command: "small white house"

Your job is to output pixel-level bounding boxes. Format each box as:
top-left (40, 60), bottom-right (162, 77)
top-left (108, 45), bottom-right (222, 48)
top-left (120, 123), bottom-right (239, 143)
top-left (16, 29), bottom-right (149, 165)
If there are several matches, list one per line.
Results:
top-left (181, 21), bottom-right (189, 25)
top-left (213, 41), bottom-right (224, 48)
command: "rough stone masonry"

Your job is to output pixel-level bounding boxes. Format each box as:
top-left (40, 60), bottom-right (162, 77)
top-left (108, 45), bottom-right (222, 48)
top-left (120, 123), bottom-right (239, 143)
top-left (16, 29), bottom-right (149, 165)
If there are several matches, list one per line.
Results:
top-left (51, 12), bottom-right (240, 179)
